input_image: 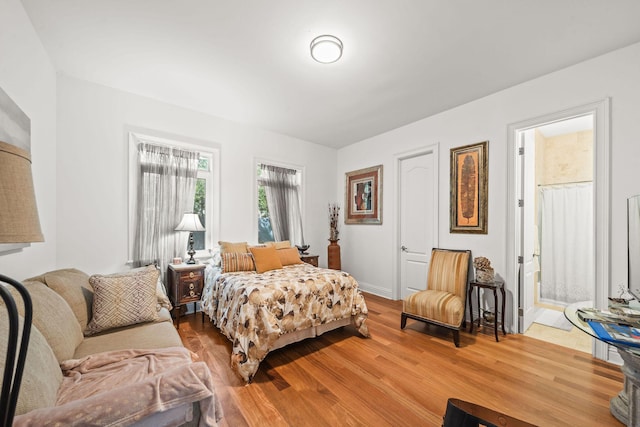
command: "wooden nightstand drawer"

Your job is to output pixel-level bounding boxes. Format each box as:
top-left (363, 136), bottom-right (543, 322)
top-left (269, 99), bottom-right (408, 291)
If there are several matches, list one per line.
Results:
top-left (168, 263), bottom-right (206, 329)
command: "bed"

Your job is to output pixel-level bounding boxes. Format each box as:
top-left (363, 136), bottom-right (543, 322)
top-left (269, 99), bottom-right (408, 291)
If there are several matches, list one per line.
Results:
top-left (201, 261), bottom-right (369, 382)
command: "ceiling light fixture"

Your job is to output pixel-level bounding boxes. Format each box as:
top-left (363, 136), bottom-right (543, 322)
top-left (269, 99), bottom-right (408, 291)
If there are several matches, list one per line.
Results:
top-left (310, 35), bottom-right (343, 64)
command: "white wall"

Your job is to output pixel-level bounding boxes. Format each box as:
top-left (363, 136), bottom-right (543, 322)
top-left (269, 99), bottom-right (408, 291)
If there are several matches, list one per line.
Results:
top-left (0, 0), bottom-right (57, 280)
top-left (56, 75), bottom-right (336, 275)
top-left (338, 42), bottom-right (640, 306)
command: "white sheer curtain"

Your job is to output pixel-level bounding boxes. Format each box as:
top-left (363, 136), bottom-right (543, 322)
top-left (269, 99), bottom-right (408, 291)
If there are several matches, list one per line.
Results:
top-left (259, 164), bottom-right (305, 245)
top-left (539, 182), bottom-right (594, 304)
top-left (133, 143), bottom-right (199, 276)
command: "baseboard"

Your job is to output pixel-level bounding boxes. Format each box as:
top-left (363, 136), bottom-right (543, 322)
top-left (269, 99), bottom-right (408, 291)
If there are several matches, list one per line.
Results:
top-left (357, 281), bottom-right (393, 299)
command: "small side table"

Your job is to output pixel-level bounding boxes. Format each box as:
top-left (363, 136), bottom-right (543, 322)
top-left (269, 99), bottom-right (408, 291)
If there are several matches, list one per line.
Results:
top-left (300, 254), bottom-right (319, 267)
top-left (468, 279), bottom-right (506, 342)
top-left (167, 263), bottom-right (206, 329)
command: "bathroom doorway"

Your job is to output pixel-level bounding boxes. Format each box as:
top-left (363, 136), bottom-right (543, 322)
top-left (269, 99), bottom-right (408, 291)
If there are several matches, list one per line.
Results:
top-left (518, 115), bottom-right (594, 352)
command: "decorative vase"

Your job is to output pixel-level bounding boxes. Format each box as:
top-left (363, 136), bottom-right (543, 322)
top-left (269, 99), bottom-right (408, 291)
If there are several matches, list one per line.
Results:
top-left (328, 239), bottom-right (341, 270)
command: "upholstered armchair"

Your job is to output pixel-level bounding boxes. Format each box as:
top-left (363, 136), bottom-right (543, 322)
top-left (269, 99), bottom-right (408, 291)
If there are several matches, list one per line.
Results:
top-left (401, 248), bottom-right (471, 347)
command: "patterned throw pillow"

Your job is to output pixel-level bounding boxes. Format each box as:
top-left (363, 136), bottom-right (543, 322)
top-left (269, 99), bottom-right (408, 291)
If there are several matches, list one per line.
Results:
top-left (222, 252), bottom-right (256, 273)
top-left (85, 266), bottom-right (159, 336)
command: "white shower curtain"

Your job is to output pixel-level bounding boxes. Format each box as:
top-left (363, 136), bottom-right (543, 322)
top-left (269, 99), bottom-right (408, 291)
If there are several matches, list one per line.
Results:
top-left (539, 182), bottom-right (594, 304)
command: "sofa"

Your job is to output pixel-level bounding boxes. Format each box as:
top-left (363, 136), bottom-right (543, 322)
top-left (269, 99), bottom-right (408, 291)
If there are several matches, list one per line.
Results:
top-left (0, 266), bottom-right (221, 426)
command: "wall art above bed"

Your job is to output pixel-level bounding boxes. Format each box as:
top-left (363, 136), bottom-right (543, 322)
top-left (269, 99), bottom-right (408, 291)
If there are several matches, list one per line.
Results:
top-left (345, 164), bottom-right (382, 225)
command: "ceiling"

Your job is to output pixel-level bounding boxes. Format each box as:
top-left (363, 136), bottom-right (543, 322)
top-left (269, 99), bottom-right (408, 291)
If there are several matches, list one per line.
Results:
top-left (20, 1), bottom-right (640, 148)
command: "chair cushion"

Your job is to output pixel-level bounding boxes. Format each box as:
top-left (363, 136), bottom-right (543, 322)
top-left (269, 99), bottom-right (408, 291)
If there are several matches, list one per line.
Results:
top-left (403, 290), bottom-right (464, 327)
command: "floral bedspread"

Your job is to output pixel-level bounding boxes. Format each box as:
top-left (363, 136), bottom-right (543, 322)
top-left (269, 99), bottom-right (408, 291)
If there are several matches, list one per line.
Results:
top-left (202, 263), bottom-right (369, 382)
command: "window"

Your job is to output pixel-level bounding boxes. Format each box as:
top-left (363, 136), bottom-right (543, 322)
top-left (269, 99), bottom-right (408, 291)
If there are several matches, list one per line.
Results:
top-left (256, 161), bottom-right (305, 245)
top-left (128, 131), bottom-right (220, 265)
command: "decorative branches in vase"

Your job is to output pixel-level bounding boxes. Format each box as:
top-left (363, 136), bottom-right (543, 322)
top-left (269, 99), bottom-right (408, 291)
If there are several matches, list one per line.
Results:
top-left (328, 203), bottom-right (340, 241)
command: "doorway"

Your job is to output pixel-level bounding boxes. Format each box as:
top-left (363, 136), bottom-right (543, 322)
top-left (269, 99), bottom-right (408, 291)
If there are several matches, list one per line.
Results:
top-left (507, 99), bottom-right (611, 360)
top-left (394, 145), bottom-right (439, 300)
top-left (519, 116), bottom-right (594, 353)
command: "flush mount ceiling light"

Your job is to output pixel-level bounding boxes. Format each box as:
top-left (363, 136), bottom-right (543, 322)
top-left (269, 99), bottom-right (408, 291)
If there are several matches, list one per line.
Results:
top-left (310, 35), bottom-right (343, 64)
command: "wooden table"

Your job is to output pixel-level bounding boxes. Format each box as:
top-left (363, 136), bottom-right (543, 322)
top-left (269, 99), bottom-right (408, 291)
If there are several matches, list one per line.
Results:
top-left (468, 279), bottom-right (506, 342)
top-left (564, 302), bottom-right (640, 426)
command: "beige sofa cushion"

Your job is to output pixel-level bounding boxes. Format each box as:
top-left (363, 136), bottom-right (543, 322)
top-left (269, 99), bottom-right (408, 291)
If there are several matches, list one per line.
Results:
top-left (74, 313), bottom-right (183, 359)
top-left (26, 268), bottom-right (94, 330)
top-left (12, 281), bottom-right (83, 362)
top-left (85, 266), bottom-right (159, 336)
top-left (0, 309), bottom-right (62, 415)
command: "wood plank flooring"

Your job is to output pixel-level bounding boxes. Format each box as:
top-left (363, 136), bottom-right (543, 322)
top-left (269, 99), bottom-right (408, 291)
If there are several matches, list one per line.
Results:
top-left (178, 293), bottom-right (624, 426)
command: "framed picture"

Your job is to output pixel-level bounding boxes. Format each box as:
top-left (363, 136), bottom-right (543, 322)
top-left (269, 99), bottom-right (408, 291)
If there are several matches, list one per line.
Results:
top-left (450, 141), bottom-right (488, 234)
top-left (345, 165), bottom-right (383, 224)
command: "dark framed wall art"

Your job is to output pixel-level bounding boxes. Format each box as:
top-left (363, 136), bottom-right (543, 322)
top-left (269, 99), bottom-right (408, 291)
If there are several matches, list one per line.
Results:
top-left (450, 141), bottom-right (488, 234)
top-left (345, 165), bottom-right (382, 224)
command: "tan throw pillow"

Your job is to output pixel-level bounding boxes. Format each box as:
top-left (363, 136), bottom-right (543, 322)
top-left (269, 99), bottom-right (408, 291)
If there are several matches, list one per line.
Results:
top-left (0, 310), bottom-right (62, 416)
top-left (249, 245), bottom-right (283, 273)
top-left (26, 268), bottom-right (94, 330)
top-left (219, 241), bottom-right (249, 254)
top-left (265, 240), bottom-right (291, 249)
top-left (85, 266), bottom-right (159, 336)
top-left (222, 252), bottom-right (256, 273)
top-left (11, 281), bottom-right (83, 363)
top-left (278, 247), bottom-right (304, 266)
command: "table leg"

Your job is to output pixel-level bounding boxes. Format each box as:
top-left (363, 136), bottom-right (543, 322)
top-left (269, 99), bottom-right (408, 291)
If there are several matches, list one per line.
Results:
top-left (493, 288), bottom-right (499, 342)
top-left (468, 287), bottom-right (474, 333)
top-left (500, 286), bottom-right (507, 336)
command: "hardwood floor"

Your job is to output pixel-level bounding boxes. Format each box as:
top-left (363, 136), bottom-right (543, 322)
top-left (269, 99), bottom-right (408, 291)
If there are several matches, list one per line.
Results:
top-left (178, 293), bottom-right (624, 426)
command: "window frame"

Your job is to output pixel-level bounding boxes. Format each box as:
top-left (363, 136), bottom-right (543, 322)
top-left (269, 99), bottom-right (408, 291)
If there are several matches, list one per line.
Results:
top-left (128, 129), bottom-right (220, 264)
top-left (254, 158), bottom-right (305, 244)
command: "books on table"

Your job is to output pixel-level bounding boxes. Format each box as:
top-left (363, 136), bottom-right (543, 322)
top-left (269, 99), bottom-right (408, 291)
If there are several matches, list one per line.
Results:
top-left (587, 321), bottom-right (640, 348)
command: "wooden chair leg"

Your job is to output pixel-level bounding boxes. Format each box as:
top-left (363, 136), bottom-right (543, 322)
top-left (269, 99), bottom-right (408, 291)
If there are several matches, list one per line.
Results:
top-left (453, 329), bottom-right (460, 347)
top-left (400, 313), bottom-right (407, 329)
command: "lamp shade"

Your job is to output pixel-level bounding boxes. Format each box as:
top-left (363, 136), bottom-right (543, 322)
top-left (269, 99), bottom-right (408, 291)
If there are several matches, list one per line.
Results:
top-left (0, 141), bottom-right (43, 243)
top-left (175, 213), bottom-right (205, 232)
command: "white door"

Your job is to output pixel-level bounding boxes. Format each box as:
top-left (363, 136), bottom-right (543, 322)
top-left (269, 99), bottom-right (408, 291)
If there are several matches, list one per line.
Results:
top-left (520, 130), bottom-right (536, 332)
top-left (400, 151), bottom-right (437, 299)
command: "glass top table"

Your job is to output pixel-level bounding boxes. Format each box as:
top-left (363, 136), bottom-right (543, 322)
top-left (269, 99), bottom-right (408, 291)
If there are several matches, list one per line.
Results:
top-left (564, 301), bottom-right (640, 426)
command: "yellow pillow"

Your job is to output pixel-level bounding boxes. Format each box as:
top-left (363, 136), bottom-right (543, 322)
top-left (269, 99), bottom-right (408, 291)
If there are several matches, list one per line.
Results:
top-left (265, 240), bottom-right (291, 249)
top-left (278, 247), bottom-right (304, 266)
top-left (218, 241), bottom-right (249, 254)
top-left (249, 246), bottom-right (283, 273)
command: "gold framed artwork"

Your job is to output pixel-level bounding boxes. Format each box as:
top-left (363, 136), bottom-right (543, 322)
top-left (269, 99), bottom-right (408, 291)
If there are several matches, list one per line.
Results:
top-left (345, 165), bottom-right (382, 224)
top-left (450, 141), bottom-right (488, 234)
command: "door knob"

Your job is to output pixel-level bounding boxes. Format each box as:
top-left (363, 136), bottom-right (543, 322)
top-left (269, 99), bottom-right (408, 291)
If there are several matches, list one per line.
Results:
top-left (401, 245), bottom-right (408, 252)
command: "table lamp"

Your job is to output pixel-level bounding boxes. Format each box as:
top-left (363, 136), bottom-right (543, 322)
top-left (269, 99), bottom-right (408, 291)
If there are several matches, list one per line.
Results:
top-left (0, 140), bottom-right (44, 426)
top-left (175, 213), bottom-right (205, 264)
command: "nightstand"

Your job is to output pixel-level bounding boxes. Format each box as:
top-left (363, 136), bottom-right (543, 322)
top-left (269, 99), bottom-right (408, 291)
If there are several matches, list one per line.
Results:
top-left (167, 263), bottom-right (206, 329)
top-left (300, 254), bottom-right (319, 267)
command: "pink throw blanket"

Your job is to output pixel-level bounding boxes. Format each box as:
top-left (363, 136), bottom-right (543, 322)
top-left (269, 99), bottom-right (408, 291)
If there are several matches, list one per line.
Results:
top-left (14, 347), bottom-right (222, 427)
